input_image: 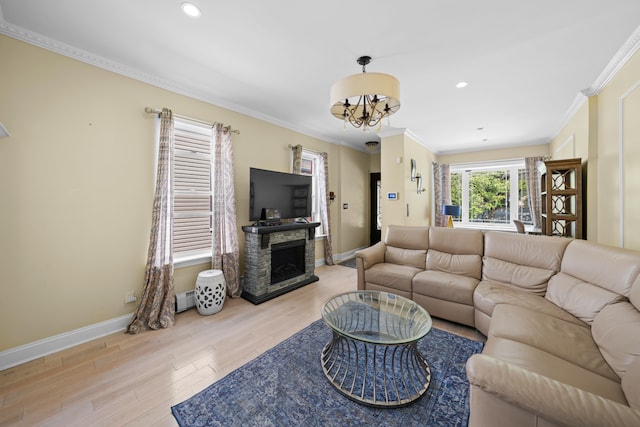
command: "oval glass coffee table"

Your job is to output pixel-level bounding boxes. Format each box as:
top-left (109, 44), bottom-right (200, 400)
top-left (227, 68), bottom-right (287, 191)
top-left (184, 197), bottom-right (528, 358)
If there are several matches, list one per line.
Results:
top-left (321, 291), bottom-right (432, 407)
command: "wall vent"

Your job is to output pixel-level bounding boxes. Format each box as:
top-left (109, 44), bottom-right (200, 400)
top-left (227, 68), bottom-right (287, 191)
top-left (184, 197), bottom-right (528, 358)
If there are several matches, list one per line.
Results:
top-left (175, 290), bottom-right (196, 313)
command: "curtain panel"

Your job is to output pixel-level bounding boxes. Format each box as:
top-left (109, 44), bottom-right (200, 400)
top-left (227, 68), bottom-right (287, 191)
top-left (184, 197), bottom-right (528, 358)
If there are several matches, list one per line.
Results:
top-left (128, 108), bottom-right (176, 334)
top-left (319, 152), bottom-right (334, 265)
top-left (211, 123), bottom-right (241, 297)
top-left (524, 156), bottom-right (545, 229)
top-left (432, 162), bottom-right (451, 227)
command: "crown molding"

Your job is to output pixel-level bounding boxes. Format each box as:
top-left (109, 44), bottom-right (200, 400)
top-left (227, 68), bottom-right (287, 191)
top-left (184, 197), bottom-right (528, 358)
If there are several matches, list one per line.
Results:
top-left (0, 19), bottom-right (349, 147)
top-left (582, 24), bottom-right (640, 96)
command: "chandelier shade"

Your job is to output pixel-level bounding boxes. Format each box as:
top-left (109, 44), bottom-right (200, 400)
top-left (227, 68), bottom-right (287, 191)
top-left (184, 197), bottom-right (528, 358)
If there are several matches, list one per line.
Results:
top-left (330, 56), bottom-right (400, 130)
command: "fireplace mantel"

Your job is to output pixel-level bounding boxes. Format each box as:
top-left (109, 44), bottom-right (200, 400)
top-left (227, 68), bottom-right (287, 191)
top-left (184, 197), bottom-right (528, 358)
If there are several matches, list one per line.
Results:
top-left (241, 222), bottom-right (320, 304)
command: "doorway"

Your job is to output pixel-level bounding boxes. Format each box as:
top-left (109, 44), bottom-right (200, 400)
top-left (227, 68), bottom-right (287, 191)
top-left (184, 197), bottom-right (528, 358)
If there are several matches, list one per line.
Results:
top-left (370, 172), bottom-right (381, 244)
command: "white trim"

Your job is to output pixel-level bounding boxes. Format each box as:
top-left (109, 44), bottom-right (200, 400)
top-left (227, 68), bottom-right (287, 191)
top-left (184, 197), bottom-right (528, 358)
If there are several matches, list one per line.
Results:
top-left (0, 20), bottom-right (348, 148)
top-left (583, 25), bottom-right (640, 96)
top-left (618, 80), bottom-right (640, 248)
top-left (0, 314), bottom-right (133, 371)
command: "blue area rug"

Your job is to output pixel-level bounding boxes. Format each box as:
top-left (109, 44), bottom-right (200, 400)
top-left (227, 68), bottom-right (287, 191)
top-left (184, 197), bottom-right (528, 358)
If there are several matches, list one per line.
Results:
top-left (172, 319), bottom-right (484, 426)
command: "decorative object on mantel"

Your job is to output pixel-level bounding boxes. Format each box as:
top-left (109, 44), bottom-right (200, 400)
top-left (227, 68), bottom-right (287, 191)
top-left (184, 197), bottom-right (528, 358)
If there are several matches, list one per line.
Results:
top-left (330, 56), bottom-right (400, 131)
top-left (195, 269), bottom-right (226, 315)
top-left (442, 205), bottom-right (461, 228)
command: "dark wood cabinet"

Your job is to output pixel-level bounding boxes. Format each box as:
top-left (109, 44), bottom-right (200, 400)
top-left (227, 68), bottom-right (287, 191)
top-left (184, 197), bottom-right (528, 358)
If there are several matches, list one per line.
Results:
top-left (540, 158), bottom-right (583, 238)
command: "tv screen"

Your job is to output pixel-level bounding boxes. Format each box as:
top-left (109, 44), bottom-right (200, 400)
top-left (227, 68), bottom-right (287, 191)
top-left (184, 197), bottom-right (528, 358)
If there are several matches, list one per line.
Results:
top-left (249, 168), bottom-right (313, 221)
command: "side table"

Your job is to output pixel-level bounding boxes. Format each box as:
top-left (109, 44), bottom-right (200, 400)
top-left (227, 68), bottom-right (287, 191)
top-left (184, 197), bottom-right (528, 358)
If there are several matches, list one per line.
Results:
top-left (195, 269), bottom-right (226, 315)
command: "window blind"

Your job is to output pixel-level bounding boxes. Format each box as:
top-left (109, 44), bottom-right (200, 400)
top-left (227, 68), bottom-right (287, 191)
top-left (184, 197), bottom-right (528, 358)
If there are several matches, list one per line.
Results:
top-left (173, 120), bottom-right (213, 255)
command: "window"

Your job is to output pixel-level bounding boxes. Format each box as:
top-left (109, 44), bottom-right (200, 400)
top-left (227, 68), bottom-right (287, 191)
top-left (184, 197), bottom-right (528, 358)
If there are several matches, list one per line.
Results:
top-left (450, 159), bottom-right (531, 228)
top-left (170, 118), bottom-right (213, 262)
top-left (298, 149), bottom-right (324, 234)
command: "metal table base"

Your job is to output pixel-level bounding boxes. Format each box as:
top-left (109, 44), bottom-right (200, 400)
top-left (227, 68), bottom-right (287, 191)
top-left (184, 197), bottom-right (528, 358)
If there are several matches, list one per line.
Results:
top-left (321, 330), bottom-right (431, 407)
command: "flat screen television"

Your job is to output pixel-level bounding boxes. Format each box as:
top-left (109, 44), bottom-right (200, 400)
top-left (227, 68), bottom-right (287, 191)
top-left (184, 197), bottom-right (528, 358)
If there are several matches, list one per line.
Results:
top-left (249, 167), bottom-right (312, 221)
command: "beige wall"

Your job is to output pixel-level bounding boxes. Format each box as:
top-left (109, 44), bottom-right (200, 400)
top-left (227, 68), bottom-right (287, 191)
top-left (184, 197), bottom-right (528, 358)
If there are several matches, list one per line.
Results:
top-left (379, 131), bottom-right (435, 235)
top-left (0, 35), bottom-right (369, 351)
top-left (550, 46), bottom-right (640, 250)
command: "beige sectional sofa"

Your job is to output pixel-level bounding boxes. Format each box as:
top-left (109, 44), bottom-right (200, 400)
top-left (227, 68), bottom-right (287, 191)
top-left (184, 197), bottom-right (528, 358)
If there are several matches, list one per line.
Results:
top-left (355, 225), bottom-right (640, 427)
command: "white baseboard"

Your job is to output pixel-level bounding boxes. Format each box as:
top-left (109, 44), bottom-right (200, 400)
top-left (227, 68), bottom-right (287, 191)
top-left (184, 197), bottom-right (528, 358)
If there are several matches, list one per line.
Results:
top-left (315, 246), bottom-right (367, 267)
top-left (0, 314), bottom-right (133, 371)
top-left (0, 246), bottom-right (368, 371)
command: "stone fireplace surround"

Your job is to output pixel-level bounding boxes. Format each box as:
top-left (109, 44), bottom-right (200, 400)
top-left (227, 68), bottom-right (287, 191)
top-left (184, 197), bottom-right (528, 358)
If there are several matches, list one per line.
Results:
top-left (241, 222), bottom-right (320, 304)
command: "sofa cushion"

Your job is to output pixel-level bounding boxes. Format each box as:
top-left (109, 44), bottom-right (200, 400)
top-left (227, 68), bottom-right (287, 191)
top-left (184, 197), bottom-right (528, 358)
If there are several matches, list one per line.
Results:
top-left (426, 249), bottom-right (482, 280)
top-left (546, 272), bottom-right (625, 325)
top-left (474, 281), bottom-right (585, 326)
top-left (428, 227), bottom-right (484, 255)
top-left (561, 240), bottom-right (640, 298)
top-left (592, 301), bottom-right (640, 379)
top-left (482, 257), bottom-right (557, 296)
top-left (363, 263), bottom-right (422, 294)
top-left (622, 357), bottom-right (640, 411)
top-left (482, 337), bottom-right (628, 405)
top-left (413, 270), bottom-right (478, 305)
top-left (385, 225), bottom-right (429, 250)
top-left (489, 304), bottom-right (618, 381)
top-left (484, 231), bottom-right (570, 271)
top-left (385, 246), bottom-right (426, 269)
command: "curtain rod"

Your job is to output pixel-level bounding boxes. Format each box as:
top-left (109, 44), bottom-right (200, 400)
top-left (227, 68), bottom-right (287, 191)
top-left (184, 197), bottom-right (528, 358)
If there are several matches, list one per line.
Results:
top-left (144, 107), bottom-right (240, 134)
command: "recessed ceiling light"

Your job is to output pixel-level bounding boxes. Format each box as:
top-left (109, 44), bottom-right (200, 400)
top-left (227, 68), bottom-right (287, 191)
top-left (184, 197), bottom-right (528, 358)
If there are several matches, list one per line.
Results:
top-left (456, 81), bottom-right (468, 89)
top-left (181, 2), bottom-right (201, 17)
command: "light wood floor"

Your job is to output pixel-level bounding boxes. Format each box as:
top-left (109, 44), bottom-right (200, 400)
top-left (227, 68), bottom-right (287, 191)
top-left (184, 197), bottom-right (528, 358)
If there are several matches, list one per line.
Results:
top-left (0, 264), bottom-right (485, 427)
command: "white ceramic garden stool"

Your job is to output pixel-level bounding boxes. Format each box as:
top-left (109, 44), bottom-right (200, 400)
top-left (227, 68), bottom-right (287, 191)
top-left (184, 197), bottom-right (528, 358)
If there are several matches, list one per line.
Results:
top-left (195, 269), bottom-right (226, 315)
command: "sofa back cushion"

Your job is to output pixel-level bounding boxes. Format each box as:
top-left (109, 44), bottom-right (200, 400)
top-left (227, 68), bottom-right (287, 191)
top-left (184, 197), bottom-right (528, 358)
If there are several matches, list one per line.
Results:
top-left (560, 240), bottom-right (640, 297)
top-left (383, 226), bottom-right (429, 269)
top-left (546, 240), bottom-right (640, 324)
top-left (592, 301), bottom-right (640, 380)
top-left (426, 250), bottom-right (482, 279)
top-left (546, 273), bottom-right (625, 324)
top-left (385, 225), bottom-right (429, 250)
top-left (427, 227), bottom-right (484, 279)
top-left (482, 232), bottom-right (570, 295)
top-left (428, 227), bottom-right (484, 255)
top-left (385, 246), bottom-right (427, 269)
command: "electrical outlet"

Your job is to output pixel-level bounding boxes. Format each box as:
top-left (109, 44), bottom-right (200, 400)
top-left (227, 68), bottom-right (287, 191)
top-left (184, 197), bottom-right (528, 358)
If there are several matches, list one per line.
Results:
top-left (125, 291), bottom-right (137, 304)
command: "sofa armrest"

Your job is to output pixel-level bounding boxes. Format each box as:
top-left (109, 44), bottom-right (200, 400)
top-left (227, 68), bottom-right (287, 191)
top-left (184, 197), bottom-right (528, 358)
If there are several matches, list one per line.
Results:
top-left (355, 242), bottom-right (386, 270)
top-left (355, 242), bottom-right (386, 291)
top-left (466, 354), bottom-right (640, 427)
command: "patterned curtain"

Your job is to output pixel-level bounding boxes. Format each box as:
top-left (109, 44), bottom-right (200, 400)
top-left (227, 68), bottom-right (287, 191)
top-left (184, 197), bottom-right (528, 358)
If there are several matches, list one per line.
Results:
top-left (128, 108), bottom-right (175, 334)
top-left (525, 156), bottom-right (545, 229)
top-left (291, 144), bottom-right (303, 174)
top-left (318, 152), bottom-right (334, 265)
top-left (432, 162), bottom-right (451, 227)
top-left (212, 124), bottom-right (241, 297)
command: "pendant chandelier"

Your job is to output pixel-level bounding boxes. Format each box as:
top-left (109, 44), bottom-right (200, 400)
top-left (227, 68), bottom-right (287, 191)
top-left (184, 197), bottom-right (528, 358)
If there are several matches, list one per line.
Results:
top-left (330, 56), bottom-right (400, 131)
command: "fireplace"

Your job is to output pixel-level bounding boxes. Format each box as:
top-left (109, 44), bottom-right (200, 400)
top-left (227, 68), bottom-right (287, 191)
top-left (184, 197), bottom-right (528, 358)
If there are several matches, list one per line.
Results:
top-left (271, 239), bottom-right (306, 285)
top-left (242, 222), bottom-right (320, 304)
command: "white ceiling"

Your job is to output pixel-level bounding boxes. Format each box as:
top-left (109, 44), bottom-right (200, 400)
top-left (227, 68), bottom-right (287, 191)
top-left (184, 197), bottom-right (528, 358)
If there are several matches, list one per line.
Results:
top-left (1, 0), bottom-right (639, 154)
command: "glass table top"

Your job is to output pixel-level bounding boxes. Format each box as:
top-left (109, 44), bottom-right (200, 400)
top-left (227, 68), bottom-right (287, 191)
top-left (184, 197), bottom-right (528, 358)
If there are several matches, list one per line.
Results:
top-left (321, 291), bottom-right (432, 345)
